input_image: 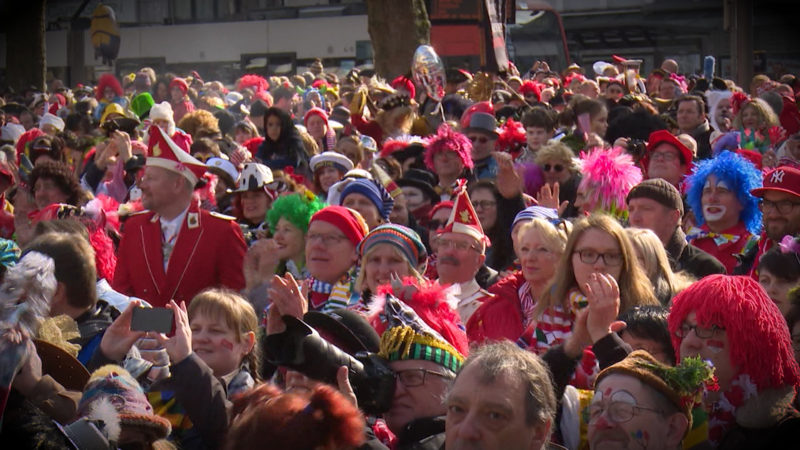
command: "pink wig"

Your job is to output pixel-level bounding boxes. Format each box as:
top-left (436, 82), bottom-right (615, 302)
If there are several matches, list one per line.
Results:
top-left (424, 124), bottom-right (474, 171)
top-left (578, 147), bottom-right (642, 218)
top-left (668, 275), bottom-right (799, 392)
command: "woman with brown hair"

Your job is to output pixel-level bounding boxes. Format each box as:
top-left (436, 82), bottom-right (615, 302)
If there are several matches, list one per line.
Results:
top-left (524, 214), bottom-right (658, 356)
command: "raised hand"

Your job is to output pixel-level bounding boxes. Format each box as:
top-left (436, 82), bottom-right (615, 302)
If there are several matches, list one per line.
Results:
top-left (493, 151), bottom-right (523, 199)
top-left (268, 273), bottom-right (308, 321)
top-left (536, 182), bottom-right (568, 214)
top-left (584, 273), bottom-right (625, 342)
top-left (155, 300), bottom-right (192, 366)
top-left (244, 239), bottom-right (281, 290)
top-left (99, 300), bottom-right (147, 361)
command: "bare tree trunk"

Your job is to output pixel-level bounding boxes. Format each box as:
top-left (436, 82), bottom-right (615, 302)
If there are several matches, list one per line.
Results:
top-left (366, 0), bottom-right (430, 79)
top-left (6, 0), bottom-right (47, 93)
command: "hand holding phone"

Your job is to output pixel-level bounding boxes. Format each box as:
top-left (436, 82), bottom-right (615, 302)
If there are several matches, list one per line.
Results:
top-left (130, 307), bottom-right (174, 334)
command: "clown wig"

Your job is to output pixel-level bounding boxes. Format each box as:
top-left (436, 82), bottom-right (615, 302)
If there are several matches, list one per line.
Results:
top-left (685, 151), bottom-right (762, 234)
top-left (668, 275), bottom-right (800, 392)
top-left (424, 124), bottom-right (474, 171)
top-left (578, 147), bottom-right (642, 219)
top-left (266, 191), bottom-right (325, 235)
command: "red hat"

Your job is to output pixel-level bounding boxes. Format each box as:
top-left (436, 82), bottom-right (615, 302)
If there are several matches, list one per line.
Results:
top-left (441, 184), bottom-right (489, 247)
top-left (611, 54), bottom-right (628, 64)
top-left (391, 75), bottom-right (416, 100)
top-left (303, 107), bottom-right (329, 128)
top-left (310, 205), bottom-right (369, 247)
top-left (751, 166), bottom-right (800, 198)
top-left (146, 125), bottom-right (206, 185)
top-left (642, 130), bottom-right (694, 174)
top-left (169, 77), bottom-right (188, 96)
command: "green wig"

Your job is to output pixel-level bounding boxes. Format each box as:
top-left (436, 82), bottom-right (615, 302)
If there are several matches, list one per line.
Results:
top-left (267, 191), bottom-right (325, 234)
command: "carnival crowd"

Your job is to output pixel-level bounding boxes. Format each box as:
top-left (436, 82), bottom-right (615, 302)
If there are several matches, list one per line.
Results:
top-left (0, 54), bottom-right (799, 450)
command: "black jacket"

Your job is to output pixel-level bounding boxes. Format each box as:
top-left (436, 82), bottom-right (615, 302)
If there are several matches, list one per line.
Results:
top-left (396, 416), bottom-right (446, 450)
top-left (666, 228), bottom-right (726, 279)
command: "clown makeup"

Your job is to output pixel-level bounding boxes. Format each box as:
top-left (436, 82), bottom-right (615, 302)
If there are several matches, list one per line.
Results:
top-left (701, 175), bottom-right (743, 231)
top-left (589, 376), bottom-right (672, 450)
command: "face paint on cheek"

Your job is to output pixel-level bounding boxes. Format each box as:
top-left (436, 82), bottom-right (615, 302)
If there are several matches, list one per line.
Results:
top-left (706, 339), bottom-right (725, 354)
top-left (219, 338), bottom-right (235, 351)
top-left (630, 429), bottom-right (649, 448)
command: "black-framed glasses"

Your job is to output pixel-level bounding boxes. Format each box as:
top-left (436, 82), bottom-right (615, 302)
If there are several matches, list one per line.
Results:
top-left (543, 164), bottom-right (564, 172)
top-left (574, 249), bottom-right (623, 266)
top-left (760, 199), bottom-right (800, 215)
top-left (395, 369), bottom-right (453, 387)
top-left (675, 323), bottom-right (724, 339)
top-left (588, 401), bottom-right (662, 424)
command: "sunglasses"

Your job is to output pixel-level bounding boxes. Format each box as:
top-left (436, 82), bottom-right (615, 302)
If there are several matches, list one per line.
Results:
top-left (543, 164), bottom-right (564, 172)
top-left (468, 135), bottom-right (489, 144)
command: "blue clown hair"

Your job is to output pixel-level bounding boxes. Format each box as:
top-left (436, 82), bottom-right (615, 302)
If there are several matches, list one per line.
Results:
top-left (685, 151), bottom-right (762, 234)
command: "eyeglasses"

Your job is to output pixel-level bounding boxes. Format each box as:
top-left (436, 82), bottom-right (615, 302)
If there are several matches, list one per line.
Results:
top-left (543, 164), bottom-right (564, 172)
top-left (306, 233), bottom-right (349, 246)
top-left (649, 151), bottom-right (679, 162)
top-left (588, 401), bottom-right (662, 424)
top-left (675, 323), bottom-right (725, 339)
top-left (395, 369), bottom-right (453, 387)
top-left (573, 249), bottom-right (623, 266)
top-left (468, 135), bottom-right (490, 144)
top-left (760, 199), bottom-right (800, 215)
top-left (438, 238), bottom-right (479, 252)
top-left (473, 200), bottom-right (497, 210)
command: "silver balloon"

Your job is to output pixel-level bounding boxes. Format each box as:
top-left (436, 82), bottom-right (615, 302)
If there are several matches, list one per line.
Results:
top-left (412, 45), bottom-right (446, 102)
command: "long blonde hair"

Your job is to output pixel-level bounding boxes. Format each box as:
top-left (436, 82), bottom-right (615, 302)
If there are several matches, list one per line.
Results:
top-left (540, 214), bottom-right (658, 316)
top-left (625, 228), bottom-right (692, 305)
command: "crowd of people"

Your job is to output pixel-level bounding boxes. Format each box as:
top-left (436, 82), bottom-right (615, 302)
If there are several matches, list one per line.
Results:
top-left (0, 54), bottom-right (799, 449)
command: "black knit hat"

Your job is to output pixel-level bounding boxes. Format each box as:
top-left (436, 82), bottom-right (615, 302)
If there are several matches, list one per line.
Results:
top-left (626, 178), bottom-right (684, 216)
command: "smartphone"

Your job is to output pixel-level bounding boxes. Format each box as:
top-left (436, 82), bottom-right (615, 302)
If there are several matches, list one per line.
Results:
top-left (130, 307), bottom-right (174, 334)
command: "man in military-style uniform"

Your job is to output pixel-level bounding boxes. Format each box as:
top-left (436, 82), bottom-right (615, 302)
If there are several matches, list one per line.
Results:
top-left (434, 184), bottom-right (494, 323)
top-left (113, 126), bottom-right (246, 307)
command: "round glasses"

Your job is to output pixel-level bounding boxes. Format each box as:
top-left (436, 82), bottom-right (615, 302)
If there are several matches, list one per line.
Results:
top-left (588, 401), bottom-right (662, 424)
top-left (674, 323), bottom-right (724, 339)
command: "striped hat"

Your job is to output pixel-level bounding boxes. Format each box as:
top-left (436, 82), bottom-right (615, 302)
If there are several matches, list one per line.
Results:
top-left (358, 224), bottom-right (427, 270)
top-left (373, 279), bottom-right (468, 373)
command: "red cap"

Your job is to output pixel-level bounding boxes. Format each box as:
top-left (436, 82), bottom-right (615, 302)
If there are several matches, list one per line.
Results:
top-left (611, 54), bottom-right (627, 64)
top-left (310, 206), bottom-right (369, 247)
top-left (169, 77), bottom-right (188, 95)
top-left (751, 166), bottom-right (800, 198)
top-left (303, 107), bottom-right (329, 128)
top-left (642, 130), bottom-right (694, 175)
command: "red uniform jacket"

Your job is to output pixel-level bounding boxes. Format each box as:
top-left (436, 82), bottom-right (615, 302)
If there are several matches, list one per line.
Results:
top-left (113, 205), bottom-right (246, 307)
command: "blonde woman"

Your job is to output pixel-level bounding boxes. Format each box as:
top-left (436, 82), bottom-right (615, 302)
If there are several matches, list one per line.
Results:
top-left (467, 218), bottom-right (570, 343)
top-left (353, 224), bottom-right (428, 303)
top-left (534, 142), bottom-right (581, 217)
top-left (625, 228), bottom-right (693, 305)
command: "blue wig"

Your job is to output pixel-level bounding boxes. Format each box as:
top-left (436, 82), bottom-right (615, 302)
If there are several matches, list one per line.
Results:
top-left (685, 151), bottom-right (762, 234)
